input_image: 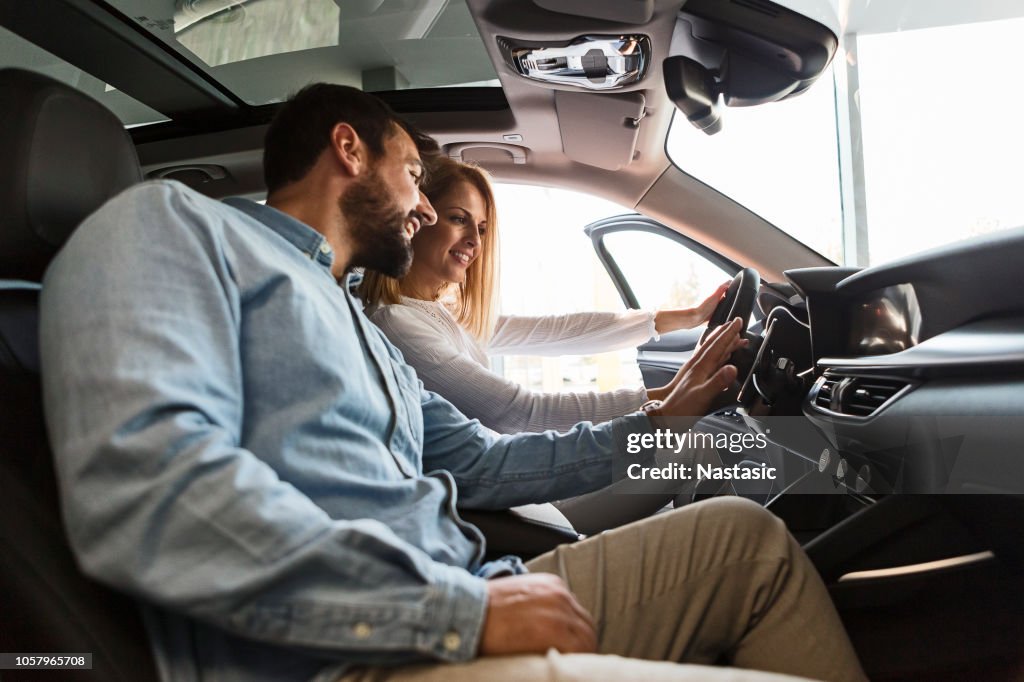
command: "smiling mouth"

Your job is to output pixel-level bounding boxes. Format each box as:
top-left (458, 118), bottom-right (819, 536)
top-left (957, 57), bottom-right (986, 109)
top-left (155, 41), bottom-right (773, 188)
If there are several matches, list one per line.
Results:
top-left (450, 249), bottom-right (472, 265)
top-left (403, 218), bottom-right (420, 240)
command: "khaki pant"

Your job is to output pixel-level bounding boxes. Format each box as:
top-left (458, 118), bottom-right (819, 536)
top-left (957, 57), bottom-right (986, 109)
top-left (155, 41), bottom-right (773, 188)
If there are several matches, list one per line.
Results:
top-left (342, 498), bottom-right (867, 682)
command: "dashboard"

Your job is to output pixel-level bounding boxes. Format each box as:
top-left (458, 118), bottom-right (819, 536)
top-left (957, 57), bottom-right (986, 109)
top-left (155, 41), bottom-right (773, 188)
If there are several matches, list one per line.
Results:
top-left (732, 226), bottom-right (1024, 497)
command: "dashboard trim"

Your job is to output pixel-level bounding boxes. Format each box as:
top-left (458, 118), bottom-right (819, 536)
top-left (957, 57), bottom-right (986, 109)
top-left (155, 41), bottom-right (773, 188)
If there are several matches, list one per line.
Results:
top-left (817, 317), bottom-right (1024, 375)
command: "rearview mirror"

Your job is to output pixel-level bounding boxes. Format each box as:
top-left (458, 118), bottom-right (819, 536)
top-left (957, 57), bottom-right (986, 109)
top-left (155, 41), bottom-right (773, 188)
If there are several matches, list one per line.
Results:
top-left (663, 56), bottom-right (723, 135)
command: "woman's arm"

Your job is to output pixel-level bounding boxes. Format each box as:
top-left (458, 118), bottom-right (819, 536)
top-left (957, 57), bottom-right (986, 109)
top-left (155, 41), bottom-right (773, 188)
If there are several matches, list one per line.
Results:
top-left (487, 309), bottom-right (656, 356)
top-left (372, 306), bottom-right (647, 433)
top-left (488, 283), bottom-right (730, 356)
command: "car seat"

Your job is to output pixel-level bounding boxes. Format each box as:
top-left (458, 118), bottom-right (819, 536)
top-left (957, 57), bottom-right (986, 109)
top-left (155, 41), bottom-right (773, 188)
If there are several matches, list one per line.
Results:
top-left (0, 68), bottom-right (159, 681)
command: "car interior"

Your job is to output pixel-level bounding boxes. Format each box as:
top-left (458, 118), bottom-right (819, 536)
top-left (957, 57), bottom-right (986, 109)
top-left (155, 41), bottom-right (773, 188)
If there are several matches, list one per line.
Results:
top-left (1, 1), bottom-right (1022, 680)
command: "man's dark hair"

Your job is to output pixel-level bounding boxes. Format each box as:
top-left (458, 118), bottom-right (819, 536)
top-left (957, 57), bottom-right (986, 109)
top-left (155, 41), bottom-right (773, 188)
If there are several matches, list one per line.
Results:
top-left (263, 83), bottom-right (439, 194)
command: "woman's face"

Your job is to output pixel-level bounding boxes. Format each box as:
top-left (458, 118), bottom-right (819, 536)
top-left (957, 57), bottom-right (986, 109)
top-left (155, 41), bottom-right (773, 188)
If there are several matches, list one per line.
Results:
top-left (409, 180), bottom-right (488, 288)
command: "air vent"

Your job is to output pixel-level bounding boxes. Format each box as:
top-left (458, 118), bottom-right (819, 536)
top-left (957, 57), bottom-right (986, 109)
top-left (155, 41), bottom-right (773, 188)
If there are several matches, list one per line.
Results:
top-left (812, 374), bottom-right (910, 417)
top-left (813, 375), bottom-right (837, 410)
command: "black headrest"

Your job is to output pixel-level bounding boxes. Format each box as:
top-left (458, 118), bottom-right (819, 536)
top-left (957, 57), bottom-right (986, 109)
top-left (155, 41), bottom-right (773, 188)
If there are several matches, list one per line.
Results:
top-left (0, 69), bottom-right (142, 282)
top-left (0, 283), bottom-right (41, 374)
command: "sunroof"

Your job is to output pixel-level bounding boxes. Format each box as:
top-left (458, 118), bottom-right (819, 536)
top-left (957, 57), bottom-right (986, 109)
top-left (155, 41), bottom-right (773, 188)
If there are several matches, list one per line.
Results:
top-left (102, 0), bottom-right (500, 106)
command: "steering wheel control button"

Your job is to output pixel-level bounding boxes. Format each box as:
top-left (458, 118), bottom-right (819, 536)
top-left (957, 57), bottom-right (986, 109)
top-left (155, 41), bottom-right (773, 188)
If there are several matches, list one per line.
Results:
top-left (352, 622), bottom-right (373, 640)
top-left (818, 448), bottom-right (831, 473)
top-left (442, 631), bottom-right (462, 651)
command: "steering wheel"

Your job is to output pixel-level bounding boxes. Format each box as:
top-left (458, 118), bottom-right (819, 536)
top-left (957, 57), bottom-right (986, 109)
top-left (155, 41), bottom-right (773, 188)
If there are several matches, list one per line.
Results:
top-left (699, 267), bottom-right (760, 344)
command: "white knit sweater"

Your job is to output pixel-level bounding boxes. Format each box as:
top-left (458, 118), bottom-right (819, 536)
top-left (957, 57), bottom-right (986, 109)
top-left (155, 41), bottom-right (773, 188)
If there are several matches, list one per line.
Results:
top-left (369, 297), bottom-right (656, 433)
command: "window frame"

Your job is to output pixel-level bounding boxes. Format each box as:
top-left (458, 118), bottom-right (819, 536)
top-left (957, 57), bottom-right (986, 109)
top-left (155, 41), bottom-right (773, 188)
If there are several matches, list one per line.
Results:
top-left (585, 214), bottom-right (741, 310)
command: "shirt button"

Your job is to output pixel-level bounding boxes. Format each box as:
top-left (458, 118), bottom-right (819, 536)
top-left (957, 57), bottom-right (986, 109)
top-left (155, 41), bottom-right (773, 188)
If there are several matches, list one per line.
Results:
top-left (319, 242), bottom-right (332, 255)
top-left (442, 631), bottom-right (461, 651)
top-left (352, 622), bottom-right (373, 639)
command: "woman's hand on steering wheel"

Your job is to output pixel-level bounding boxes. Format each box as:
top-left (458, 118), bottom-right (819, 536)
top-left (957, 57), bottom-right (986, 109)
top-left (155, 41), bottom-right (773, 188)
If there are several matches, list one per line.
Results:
top-left (699, 268), bottom-right (760, 344)
top-left (652, 281), bottom-right (731, 335)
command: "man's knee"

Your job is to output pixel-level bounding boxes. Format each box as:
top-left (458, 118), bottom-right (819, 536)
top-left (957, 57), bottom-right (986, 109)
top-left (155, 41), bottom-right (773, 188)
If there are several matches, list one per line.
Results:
top-left (681, 497), bottom-right (792, 557)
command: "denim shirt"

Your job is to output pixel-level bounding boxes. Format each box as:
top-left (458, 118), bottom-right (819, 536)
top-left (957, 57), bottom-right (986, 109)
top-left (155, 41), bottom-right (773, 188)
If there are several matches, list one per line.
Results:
top-left (39, 181), bottom-right (652, 682)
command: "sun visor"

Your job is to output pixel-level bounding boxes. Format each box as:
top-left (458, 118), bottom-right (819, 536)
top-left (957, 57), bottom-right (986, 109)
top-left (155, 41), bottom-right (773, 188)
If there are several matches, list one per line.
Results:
top-left (555, 90), bottom-right (645, 170)
top-left (666, 0), bottom-right (838, 134)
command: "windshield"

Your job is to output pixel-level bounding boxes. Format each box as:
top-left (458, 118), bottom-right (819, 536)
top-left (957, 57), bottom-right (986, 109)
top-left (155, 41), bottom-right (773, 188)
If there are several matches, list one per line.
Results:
top-left (666, 4), bottom-right (1024, 267)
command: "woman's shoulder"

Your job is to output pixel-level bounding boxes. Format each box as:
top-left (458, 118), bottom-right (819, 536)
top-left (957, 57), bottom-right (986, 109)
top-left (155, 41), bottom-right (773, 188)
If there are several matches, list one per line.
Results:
top-left (369, 298), bottom-right (448, 333)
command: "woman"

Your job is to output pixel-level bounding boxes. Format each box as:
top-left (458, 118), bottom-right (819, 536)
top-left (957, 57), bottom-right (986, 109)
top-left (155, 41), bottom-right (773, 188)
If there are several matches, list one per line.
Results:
top-left (359, 156), bottom-right (728, 435)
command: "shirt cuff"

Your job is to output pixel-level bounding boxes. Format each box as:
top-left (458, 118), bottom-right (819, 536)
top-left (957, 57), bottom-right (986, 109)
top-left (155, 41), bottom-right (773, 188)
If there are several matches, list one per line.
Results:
top-left (644, 310), bottom-right (660, 342)
top-left (423, 563), bottom-right (489, 662)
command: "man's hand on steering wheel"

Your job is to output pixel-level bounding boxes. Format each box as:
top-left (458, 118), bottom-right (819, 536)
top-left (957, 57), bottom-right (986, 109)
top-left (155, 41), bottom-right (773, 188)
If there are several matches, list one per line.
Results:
top-left (649, 317), bottom-right (748, 419)
top-left (647, 269), bottom-right (760, 403)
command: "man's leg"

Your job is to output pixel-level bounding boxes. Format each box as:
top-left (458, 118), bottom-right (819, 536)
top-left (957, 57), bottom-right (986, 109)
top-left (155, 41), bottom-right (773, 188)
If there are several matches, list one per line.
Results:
top-left (341, 650), bottom-right (816, 682)
top-left (526, 497), bottom-right (867, 682)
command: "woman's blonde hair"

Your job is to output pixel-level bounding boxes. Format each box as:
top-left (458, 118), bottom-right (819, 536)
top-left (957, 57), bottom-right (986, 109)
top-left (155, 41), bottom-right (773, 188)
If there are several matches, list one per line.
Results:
top-left (358, 156), bottom-right (500, 340)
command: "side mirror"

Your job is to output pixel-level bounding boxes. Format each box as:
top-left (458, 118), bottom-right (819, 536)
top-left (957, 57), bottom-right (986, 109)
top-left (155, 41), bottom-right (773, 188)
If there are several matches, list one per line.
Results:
top-left (663, 56), bottom-right (722, 135)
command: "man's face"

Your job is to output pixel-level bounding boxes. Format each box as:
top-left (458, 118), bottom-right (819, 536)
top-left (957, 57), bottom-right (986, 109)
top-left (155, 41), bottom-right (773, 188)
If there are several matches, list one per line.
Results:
top-left (341, 125), bottom-right (436, 277)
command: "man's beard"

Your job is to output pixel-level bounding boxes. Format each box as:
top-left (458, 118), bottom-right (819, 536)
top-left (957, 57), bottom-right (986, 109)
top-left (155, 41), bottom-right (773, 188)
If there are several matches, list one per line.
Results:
top-left (341, 170), bottom-right (419, 278)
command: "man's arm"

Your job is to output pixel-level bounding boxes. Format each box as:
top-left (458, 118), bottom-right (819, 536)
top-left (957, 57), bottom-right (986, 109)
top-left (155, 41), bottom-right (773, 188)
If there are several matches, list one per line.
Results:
top-left (40, 183), bottom-right (485, 663)
top-left (416, 320), bottom-right (746, 509)
top-left (419, 385), bottom-right (654, 509)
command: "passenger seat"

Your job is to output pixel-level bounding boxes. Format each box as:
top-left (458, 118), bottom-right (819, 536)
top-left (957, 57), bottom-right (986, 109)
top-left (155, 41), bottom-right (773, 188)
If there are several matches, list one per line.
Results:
top-left (0, 68), bottom-right (159, 682)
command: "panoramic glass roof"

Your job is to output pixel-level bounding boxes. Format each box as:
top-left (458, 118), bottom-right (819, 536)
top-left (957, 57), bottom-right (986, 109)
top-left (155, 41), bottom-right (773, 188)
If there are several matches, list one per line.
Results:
top-left (102, 0), bottom-right (499, 106)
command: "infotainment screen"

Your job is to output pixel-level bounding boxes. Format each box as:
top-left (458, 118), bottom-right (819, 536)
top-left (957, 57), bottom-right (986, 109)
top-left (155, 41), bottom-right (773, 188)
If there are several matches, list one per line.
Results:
top-left (848, 284), bottom-right (922, 355)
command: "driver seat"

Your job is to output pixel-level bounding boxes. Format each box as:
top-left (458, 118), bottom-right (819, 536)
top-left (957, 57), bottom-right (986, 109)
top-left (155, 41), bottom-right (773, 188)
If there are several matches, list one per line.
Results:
top-left (0, 68), bottom-right (159, 681)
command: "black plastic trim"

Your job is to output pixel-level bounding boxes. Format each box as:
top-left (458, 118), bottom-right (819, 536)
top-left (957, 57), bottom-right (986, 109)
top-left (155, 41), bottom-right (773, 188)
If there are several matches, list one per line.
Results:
top-left (0, 0), bottom-right (241, 121)
top-left (130, 87), bottom-right (510, 144)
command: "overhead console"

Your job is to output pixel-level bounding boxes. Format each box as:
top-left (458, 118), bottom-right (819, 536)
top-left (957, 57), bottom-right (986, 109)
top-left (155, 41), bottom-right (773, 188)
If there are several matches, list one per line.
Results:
top-left (481, 0), bottom-right (665, 171)
top-left (496, 34), bottom-right (651, 91)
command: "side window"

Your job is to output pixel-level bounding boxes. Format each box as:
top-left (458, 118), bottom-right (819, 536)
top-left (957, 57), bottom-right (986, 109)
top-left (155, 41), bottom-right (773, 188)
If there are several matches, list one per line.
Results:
top-left (598, 230), bottom-right (733, 311)
top-left (491, 184), bottom-right (641, 392)
top-left (488, 186), bottom-right (736, 394)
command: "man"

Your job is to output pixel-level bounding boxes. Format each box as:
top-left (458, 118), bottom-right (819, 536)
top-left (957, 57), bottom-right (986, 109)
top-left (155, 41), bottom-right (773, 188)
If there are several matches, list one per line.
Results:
top-left (40, 84), bottom-right (866, 682)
